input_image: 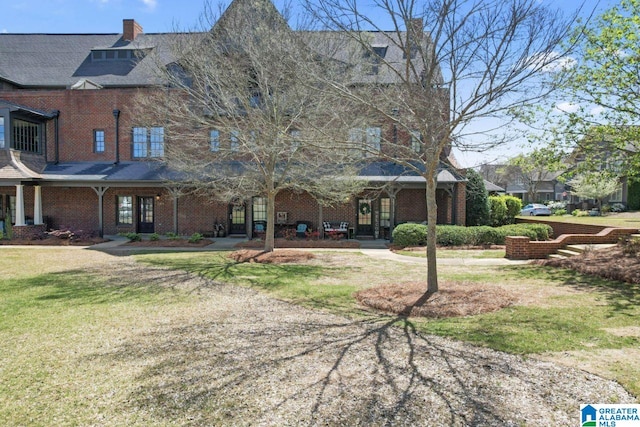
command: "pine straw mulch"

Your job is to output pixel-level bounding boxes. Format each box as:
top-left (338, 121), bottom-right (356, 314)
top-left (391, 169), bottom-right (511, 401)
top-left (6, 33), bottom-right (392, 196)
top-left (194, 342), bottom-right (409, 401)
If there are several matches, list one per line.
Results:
top-left (536, 243), bottom-right (640, 284)
top-left (123, 238), bottom-right (214, 247)
top-left (0, 236), bottom-right (109, 246)
top-left (355, 281), bottom-right (517, 318)
top-left (229, 249), bottom-right (515, 318)
top-left (235, 238), bottom-right (360, 249)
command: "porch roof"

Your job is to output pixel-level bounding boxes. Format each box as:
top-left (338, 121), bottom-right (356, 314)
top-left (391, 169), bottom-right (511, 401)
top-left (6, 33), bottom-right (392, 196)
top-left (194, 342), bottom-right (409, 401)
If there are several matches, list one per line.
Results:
top-left (357, 161), bottom-right (465, 185)
top-left (39, 161), bottom-right (177, 184)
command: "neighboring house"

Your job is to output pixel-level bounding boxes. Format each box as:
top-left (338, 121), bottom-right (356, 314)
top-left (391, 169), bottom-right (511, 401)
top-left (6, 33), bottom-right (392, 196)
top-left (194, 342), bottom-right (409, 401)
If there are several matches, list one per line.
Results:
top-left (480, 163), bottom-right (565, 203)
top-left (0, 0), bottom-right (465, 239)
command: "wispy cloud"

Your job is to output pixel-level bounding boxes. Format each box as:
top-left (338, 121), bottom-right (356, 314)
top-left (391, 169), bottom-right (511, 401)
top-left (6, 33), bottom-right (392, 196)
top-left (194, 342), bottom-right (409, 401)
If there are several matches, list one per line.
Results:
top-left (528, 51), bottom-right (577, 73)
top-left (1, 29), bottom-right (7, 33)
top-left (555, 102), bottom-right (580, 113)
top-left (141, 0), bottom-right (157, 10)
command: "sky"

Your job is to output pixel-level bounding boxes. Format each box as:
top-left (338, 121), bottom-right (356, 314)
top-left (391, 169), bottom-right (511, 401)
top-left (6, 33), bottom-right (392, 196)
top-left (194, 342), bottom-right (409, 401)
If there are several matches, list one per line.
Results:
top-left (1, 0), bottom-right (618, 168)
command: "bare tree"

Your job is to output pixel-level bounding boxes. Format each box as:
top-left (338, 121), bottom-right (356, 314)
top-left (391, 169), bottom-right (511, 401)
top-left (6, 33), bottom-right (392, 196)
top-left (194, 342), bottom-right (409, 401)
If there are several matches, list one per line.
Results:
top-left (137, 0), bottom-right (367, 252)
top-left (305, 0), bottom-right (582, 293)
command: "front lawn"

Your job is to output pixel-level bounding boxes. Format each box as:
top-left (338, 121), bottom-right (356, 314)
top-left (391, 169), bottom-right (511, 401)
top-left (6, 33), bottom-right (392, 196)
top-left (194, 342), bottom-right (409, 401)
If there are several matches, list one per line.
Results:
top-left (0, 247), bottom-right (637, 426)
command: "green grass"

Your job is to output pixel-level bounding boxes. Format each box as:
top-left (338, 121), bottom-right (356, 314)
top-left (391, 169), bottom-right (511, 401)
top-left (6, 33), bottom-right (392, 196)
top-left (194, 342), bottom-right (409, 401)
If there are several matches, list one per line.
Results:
top-left (137, 252), bottom-right (640, 397)
top-left (396, 249), bottom-right (506, 258)
top-left (1, 247), bottom-right (638, 425)
top-left (518, 212), bottom-right (640, 228)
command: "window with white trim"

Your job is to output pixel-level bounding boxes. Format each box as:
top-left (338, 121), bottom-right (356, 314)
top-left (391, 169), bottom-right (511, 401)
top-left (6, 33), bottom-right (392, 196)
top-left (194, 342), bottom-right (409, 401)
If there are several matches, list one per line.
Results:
top-left (230, 129), bottom-right (240, 151)
top-left (611, 184), bottom-right (623, 202)
top-left (117, 196), bottom-right (133, 225)
top-left (252, 197), bottom-right (267, 222)
top-left (349, 127), bottom-right (381, 157)
top-left (210, 130), bottom-right (220, 152)
top-left (132, 127), bottom-right (164, 158)
top-left (94, 129), bottom-right (105, 153)
top-left (410, 130), bottom-right (421, 153)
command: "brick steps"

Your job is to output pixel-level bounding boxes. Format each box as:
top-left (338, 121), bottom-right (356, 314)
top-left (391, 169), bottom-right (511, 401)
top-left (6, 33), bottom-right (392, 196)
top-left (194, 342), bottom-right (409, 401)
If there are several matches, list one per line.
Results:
top-left (549, 243), bottom-right (618, 259)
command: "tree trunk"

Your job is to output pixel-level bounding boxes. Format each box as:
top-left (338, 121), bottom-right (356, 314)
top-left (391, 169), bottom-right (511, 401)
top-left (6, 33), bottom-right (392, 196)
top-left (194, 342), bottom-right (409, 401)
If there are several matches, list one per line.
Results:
top-left (264, 191), bottom-right (276, 252)
top-left (425, 173), bottom-right (438, 294)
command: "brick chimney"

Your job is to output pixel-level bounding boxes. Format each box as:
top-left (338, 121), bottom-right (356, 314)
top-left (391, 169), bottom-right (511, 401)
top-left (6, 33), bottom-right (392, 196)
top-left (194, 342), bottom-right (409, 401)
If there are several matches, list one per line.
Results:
top-left (123, 19), bottom-right (143, 41)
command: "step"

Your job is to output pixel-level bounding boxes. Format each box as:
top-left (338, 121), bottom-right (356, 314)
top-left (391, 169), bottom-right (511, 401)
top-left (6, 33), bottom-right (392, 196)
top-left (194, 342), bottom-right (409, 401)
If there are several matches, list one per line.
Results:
top-left (556, 248), bottom-right (583, 257)
top-left (547, 253), bottom-right (567, 260)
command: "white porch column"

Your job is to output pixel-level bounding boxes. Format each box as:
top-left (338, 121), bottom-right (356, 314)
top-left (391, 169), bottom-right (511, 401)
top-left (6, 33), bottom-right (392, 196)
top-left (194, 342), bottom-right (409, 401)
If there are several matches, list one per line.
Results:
top-left (33, 185), bottom-right (43, 225)
top-left (15, 184), bottom-right (25, 226)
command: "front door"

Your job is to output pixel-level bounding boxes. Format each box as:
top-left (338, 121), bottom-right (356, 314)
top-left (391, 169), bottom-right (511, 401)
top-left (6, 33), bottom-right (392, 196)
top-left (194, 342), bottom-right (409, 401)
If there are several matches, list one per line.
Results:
top-left (137, 196), bottom-right (155, 233)
top-left (228, 203), bottom-right (246, 235)
top-left (357, 198), bottom-right (374, 236)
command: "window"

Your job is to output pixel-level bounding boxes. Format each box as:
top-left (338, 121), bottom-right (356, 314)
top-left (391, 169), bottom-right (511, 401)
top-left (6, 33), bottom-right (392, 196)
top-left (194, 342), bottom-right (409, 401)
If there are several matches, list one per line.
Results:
top-left (290, 129), bottom-right (301, 153)
top-left (611, 184), bottom-right (623, 202)
top-left (0, 117), bottom-right (4, 149)
top-left (12, 119), bottom-right (40, 153)
top-left (380, 198), bottom-right (390, 228)
top-left (252, 197), bottom-right (267, 222)
top-left (366, 127), bottom-right (381, 154)
top-left (210, 130), bottom-right (220, 152)
top-left (410, 130), bottom-right (421, 153)
top-left (117, 196), bottom-right (133, 225)
top-left (132, 127), bottom-right (164, 158)
top-left (350, 127), bottom-right (381, 157)
top-left (365, 45), bottom-right (387, 75)
top-left (94, 129), bottom-right (105, 153)
top-left (149, 127), bottom-right (164, 157)
top-left (230, 130), bottom-right (240, 151)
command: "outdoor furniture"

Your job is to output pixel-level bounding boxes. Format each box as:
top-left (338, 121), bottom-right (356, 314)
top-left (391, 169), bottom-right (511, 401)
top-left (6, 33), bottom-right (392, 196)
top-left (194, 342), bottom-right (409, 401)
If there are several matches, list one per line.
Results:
top-left (254, 222), bottom-right (265, 238)
top-left (296, 223), bottom-right (307, 238)
top-left (323, 221), bottom-right (349, 238)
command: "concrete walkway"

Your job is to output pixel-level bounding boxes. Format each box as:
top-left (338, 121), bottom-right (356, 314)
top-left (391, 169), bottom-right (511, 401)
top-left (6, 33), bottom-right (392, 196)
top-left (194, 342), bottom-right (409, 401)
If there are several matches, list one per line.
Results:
top-left (86, 236), bottom-right (529, 266)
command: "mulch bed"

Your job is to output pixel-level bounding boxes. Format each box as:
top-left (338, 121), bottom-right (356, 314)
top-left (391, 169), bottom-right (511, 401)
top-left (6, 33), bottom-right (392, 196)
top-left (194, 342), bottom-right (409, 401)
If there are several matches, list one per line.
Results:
top-left (235, 238), bottom-right (360, 249)
top-left (355, 281), bottom-right (516, 318)
top-left (123, 238), bottom-right (214, 247)
top-left (537, 244), bottom-right (640, 284)
top-left (0, 237), bottom-right (109, 246)
top-left (229, 249), bottom-right (316, 264)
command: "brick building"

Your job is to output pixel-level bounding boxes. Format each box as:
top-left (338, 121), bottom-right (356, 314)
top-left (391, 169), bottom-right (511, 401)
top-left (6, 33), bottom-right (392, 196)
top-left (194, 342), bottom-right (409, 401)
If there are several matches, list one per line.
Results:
top-left (0, 0), bottom-right (465, 240)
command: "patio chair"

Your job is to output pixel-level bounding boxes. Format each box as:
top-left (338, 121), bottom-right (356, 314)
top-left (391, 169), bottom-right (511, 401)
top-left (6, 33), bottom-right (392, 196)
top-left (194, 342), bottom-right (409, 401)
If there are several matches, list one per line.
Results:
top-left (296, 223), bottom-right (307, 238)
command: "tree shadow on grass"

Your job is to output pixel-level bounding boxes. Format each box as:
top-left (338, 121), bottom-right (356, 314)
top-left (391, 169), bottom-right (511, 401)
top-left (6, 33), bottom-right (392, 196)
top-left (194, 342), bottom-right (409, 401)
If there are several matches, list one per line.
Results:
top-left (85, 267), bottom-right (632, 426)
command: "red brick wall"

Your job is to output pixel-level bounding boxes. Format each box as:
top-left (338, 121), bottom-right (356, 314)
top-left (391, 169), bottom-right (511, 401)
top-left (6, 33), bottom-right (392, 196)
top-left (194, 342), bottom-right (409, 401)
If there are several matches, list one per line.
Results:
top-left (505, 227), bottom-right (639, 259)
top-left (1, 88), bottom-right (156, 163)
top-left (517, 218), bottom-right (614, 237)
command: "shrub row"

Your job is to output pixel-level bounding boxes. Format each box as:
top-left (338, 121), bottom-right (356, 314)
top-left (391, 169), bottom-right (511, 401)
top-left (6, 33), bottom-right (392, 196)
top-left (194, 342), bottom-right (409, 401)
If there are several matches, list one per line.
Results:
top-left (392, 223), bottom-right (552, 247)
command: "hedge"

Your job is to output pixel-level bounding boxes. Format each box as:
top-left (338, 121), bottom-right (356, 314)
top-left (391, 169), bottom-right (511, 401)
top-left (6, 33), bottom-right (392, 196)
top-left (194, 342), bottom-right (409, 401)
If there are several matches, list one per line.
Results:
top-left (392, 222), bottom-right (552, 247)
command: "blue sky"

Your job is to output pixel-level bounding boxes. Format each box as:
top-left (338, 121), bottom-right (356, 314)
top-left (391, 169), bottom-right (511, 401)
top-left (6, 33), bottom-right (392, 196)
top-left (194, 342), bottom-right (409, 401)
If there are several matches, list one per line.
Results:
top-left (2, 0), bottom-right (618, 167)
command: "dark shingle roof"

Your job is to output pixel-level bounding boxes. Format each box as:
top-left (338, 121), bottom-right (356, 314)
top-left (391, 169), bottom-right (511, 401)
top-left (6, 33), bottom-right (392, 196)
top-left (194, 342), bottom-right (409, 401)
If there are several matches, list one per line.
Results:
top-left (0, 33), bottom-right (178, 88)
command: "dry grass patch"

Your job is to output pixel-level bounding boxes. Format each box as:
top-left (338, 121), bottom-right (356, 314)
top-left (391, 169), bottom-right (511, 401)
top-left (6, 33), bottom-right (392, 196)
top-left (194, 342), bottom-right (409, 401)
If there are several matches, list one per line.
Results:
top-left (235, 238), bottom-right (360, 249)
top-left (229, 249), bottom-right (316, 264)
top-left (355, 281), bottom-right (517, 318)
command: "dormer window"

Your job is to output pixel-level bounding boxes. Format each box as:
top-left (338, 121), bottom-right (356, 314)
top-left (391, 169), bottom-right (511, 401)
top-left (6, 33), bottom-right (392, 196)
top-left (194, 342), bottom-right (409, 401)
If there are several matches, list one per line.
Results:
top-left (91, 49), bottom-right (145, 62)
top-left (365, 45), bottom-right (388, 75)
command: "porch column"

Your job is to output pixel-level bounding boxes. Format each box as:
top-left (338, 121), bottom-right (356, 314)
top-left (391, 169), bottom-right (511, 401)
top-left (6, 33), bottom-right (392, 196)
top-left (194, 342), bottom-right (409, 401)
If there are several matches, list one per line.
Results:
top-left (167, 187), bottom-right (182, 235)
top-left (33, 185), bottom-right (43, 225)
top-left (91, 186), bottom-right (109, 237)
top-left (388, 186), bottom-right (400, 242)
top-left (15, 184), bottom-right (25, 226)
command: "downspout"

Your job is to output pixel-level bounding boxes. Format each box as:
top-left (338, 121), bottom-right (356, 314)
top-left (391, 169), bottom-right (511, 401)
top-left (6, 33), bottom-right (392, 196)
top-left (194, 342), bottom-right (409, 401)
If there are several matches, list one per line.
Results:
top-left (113, 109), bottom-right (120, 165)
top-left (53, 110), bottom-right (60, 164)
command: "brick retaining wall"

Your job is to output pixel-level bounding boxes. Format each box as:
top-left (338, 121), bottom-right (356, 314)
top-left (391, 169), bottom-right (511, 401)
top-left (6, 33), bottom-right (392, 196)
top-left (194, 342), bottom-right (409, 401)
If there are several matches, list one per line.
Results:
top-left (506, 227), bottom-right (639, 260)
top-left (516, 218), bottom-right (616, 237)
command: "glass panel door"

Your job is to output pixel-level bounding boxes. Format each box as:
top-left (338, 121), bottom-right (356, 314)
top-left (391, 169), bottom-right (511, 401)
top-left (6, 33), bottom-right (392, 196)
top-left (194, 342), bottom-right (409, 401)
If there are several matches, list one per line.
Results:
top-left (137, 196), bottom-right (154, 233)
